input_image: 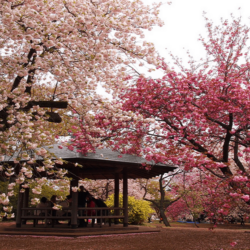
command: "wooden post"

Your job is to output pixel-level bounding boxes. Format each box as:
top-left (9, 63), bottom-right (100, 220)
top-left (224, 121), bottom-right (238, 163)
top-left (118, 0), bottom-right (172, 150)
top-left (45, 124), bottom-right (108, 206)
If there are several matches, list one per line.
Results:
top-left (16, 185), bottom-right (23, 228)
top-left (71, 179), bottom-right (78, 228)
top-left (114, 173), bottom-right (119, 224)
top-left (123, 167), bottom-right (128, 227)
top-left (22, 188), bottom-right (29, 225)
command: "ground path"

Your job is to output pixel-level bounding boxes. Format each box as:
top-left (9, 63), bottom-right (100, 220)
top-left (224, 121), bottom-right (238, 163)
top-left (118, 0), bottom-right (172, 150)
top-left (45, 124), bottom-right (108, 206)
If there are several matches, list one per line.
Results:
top-left (0, 222), bottom-right (250, 250)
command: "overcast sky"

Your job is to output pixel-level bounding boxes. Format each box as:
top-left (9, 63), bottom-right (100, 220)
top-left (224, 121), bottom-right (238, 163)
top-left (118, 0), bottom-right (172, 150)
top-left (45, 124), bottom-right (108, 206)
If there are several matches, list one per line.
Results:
top-left (143, 0), bottom-right (250, 65)
top-left (98, 0), bottom-right (250, 95)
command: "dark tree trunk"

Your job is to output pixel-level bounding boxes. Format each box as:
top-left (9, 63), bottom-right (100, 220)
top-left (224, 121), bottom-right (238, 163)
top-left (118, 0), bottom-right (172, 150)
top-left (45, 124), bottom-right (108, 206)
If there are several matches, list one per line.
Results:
top-left (159, 207), bottom-right (171, 227)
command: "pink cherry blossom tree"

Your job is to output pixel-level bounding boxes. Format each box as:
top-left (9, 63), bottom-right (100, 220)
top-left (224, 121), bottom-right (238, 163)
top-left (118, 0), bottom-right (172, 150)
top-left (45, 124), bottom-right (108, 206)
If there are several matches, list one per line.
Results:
top-left (90, 16), bottom-right (250, 218)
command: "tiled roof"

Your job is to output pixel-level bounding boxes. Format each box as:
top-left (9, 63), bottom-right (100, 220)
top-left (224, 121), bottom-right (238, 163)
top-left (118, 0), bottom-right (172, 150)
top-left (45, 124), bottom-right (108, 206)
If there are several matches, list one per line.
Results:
top-left (44, 144), bottom-right (171, 167)
top-left (4, 144), bottom-right (176, 179)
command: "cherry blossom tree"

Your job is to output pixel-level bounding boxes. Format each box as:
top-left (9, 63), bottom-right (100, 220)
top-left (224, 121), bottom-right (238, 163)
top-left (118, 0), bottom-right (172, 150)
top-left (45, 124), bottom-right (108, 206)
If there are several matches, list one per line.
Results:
top-left (91, 16), bottom-right (250, 217)
top-left (0, 0), bottom-right (164, 217)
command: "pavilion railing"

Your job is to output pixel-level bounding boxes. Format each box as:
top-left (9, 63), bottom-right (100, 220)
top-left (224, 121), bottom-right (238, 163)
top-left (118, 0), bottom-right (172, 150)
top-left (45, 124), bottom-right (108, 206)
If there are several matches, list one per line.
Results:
top-left (20, 207), bottom-right (125, 228)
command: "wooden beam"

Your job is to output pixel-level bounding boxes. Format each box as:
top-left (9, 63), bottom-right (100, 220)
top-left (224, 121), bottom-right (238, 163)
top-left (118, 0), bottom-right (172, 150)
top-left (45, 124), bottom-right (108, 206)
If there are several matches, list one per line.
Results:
top-left (123, 167), bottom-right (128, 227)
top-left (0, 101), bottom-right (68, 131)
top-left (70, 179), bottom-right (78, 228)
top-left (28, 101), bottom-right (68, 109)
top-left (22, 188), bottom-right (29, 225)
top-left (16, 185), bottom-right (23, 228)
top-left (114, 173), bottom-right (119, 224)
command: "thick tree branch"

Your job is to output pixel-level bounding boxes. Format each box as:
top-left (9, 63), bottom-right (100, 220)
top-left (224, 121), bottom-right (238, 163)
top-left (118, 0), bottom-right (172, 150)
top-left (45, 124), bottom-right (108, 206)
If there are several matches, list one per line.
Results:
top-left (233, 137), bottom-right (246, 174)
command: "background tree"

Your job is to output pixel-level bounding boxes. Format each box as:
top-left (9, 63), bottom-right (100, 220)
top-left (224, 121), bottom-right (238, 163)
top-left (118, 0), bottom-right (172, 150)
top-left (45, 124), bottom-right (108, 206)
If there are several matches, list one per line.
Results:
top-left (140, 173), bottom-right (181, 227)
top-left (167, 168), bottom-right (250, 225)
top-left (79, 178), bottom-right (147, 201)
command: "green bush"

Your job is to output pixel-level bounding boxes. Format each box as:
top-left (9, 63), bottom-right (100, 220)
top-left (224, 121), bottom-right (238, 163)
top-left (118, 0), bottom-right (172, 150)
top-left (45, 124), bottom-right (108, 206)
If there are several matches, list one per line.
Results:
top-left (105, 194), bottom-right (154, 225)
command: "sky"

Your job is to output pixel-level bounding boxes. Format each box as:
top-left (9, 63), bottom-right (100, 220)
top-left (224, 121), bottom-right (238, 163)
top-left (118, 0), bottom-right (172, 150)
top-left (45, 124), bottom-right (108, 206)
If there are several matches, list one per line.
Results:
top-left (143, 0), bottom-right (250, 66)
top-left (98, 0), bottom-right (250, 95)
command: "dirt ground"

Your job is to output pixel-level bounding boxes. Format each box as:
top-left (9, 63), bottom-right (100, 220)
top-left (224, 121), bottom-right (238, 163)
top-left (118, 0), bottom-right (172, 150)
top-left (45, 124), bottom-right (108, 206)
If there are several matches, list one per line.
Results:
top-left (0, 222), bottom-right (250, 250)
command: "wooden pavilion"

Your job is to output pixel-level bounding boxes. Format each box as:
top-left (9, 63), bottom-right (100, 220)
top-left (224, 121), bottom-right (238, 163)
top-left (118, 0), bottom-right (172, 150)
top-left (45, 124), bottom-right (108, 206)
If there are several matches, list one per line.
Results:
top-left (13, 145), bottom-right (176, 228)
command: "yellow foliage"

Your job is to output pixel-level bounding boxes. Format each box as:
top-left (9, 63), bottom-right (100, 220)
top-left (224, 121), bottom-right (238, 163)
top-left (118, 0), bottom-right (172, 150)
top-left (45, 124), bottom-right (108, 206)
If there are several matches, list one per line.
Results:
top-left (105, 194), bottom-right (154, 225)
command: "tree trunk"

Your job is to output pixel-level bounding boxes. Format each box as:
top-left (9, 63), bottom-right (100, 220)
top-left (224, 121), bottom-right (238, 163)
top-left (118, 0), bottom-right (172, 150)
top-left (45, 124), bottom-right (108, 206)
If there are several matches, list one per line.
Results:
top-left (159, 208), bottom-right (171, 227)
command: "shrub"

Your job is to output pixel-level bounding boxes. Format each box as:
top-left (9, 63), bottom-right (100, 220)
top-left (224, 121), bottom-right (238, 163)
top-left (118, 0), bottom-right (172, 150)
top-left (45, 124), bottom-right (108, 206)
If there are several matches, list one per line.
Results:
top-left (105, 194), bottom-right (154, 225)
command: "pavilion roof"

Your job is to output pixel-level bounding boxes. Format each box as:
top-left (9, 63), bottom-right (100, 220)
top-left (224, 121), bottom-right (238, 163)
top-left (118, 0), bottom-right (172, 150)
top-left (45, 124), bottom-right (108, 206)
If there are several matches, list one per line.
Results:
top-left (5, 144), bottom-right (176, 180)
top-left (43, 144), bottom-right (176, 180)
